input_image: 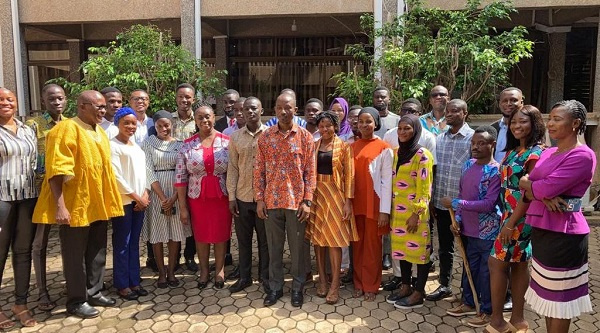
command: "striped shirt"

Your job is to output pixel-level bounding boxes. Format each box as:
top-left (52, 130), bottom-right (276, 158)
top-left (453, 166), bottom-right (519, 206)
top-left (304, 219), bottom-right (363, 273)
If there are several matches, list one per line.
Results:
top-left (433, 123), bottom-right (474, 210)
top-left (0, 118), bottom-right (37, 201)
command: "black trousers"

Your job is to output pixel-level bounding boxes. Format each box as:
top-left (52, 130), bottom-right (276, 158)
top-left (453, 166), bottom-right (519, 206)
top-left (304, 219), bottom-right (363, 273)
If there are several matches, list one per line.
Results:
top-left (400, 260), bottom-right (431, 293)
top-left (435, 208), bottom-right (455, 287)
top-left (0, 199), bottom-right (37, 305)
top-left (235, 200), bottom-right (269, 281)
top-left (59, 220), bottom-right (108, 310)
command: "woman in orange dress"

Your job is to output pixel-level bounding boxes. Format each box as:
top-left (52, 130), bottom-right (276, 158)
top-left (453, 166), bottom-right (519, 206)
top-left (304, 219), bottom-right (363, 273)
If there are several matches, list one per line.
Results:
top-left (351, 107), bottom-right (393, 302)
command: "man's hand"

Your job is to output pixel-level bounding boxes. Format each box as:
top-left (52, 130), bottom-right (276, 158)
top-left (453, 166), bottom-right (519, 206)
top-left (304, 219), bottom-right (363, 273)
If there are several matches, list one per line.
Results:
top-left (297, 202), bottom-right (310, 223)
top-left (450, 223), bottom-right (460, 236)
top-left (56, 204), bottom-right (71, 225)
top-left (441, 197), bottom-right (453, 209)
top-left (229, 200), bottom-right (239, 217)
top-left (257, 201), bottom-right (268, 220)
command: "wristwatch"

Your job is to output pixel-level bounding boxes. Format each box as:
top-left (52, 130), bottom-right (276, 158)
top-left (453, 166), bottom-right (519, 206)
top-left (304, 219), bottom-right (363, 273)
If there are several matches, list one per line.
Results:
top-left (302, 200), bottom-right (312, 207)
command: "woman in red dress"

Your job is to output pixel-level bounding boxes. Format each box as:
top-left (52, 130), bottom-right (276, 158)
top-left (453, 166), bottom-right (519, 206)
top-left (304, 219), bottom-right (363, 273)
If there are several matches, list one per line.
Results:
top-left (176, 104), bottom-right (231, 290)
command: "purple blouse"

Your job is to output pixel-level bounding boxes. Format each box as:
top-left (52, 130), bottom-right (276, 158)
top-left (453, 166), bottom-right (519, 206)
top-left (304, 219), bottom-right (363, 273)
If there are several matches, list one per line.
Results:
top-left (526, 145), bottom-right (596, 234)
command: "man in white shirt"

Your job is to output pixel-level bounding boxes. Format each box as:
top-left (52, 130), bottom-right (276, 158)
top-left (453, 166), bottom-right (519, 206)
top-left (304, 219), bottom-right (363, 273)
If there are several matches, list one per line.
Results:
top-left (491, 87), bottom-right (523, 163)
top-left (99, 87), bottom-right (123, 138)
top-left (120, 89), bottom-right (153, 145)
top-left (223, 97), bottom-right (246, 137)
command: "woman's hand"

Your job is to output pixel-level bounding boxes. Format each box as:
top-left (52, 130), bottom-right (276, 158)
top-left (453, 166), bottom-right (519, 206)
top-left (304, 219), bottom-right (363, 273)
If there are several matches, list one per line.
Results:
top-left (518, 174), bottom-right (530, 190)
top-left (378, 213), bottom-right (390, 228)
top-left (406, 213), bottom-right (419, 233)
top-left (342, 199), bottom-right (353, 221)
top-left (543, 197), bottom-right (568, 213)
top-left (179, 206), bottom-right (190, 225)
top-left (499, 225), bottom-right (515, 246)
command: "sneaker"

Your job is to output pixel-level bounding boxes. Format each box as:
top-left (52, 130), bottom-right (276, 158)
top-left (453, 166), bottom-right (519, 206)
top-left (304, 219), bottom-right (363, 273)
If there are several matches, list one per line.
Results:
top-left (446, 303), bottom-right (477, 317)
top-left (467, 313), bottom-right (491, 328)
top-left (394, 295), bottom-right (424, 309)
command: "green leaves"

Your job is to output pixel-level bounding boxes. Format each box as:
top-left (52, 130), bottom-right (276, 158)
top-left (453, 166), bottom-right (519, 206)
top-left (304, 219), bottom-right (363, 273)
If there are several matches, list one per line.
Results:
top-left (330, 0), bottom-right (534, 114)
top-left (50, 24), bottom-right (226, 117)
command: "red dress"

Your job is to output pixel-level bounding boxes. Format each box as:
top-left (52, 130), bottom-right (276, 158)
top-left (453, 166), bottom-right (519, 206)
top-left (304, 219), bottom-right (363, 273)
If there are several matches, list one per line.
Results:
top-left (176, 133), bottom-right (232, 243)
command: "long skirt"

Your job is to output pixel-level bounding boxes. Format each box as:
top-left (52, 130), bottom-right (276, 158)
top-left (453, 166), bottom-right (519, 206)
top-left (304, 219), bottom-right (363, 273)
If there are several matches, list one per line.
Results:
top-left (525, 227), bottom-right (592, 319)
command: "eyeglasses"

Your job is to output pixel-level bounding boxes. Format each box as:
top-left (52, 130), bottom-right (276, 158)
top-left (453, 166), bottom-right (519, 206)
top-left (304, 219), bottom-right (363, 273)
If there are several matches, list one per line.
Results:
top-left (401, 107), bottom-right (418, 114)
top-left (430, 93), bottom-right (448, 98)
top-left (132, 97), bottom-right (149, 102)
top-left (81, 103), bottom-right (107, 110)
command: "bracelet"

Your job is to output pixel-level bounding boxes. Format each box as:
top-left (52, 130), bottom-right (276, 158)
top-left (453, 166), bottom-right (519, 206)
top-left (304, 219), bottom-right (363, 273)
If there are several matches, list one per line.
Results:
top-left (504, 226), bottom-right (514, 231)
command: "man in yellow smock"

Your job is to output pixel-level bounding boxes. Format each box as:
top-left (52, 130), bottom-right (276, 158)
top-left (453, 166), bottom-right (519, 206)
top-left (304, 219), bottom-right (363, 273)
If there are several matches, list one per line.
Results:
top-left (32, 90), bottom-right (124, 319)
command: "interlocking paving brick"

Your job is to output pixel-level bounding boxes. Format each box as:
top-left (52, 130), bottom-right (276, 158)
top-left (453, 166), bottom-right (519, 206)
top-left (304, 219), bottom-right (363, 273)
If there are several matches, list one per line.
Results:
top-left (1, 225), bottom-right (598, 332)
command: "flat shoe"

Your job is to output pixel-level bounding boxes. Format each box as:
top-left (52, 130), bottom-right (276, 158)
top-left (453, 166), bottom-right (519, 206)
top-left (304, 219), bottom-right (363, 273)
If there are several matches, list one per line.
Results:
top-left (483, 324), bottom-right (514, 333)
top-left (157, 281), bottom-right (169, 289)
top-left (11, 308), bottom-right (37, 327)
top-left (198, 280), bottom-right (209, 290)
top-left (168, 279), bottom-right (180, 288)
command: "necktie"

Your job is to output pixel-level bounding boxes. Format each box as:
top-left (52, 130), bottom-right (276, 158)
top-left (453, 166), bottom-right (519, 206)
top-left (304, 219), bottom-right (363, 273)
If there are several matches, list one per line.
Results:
top-left (229, 118), bottom-right (235, 126)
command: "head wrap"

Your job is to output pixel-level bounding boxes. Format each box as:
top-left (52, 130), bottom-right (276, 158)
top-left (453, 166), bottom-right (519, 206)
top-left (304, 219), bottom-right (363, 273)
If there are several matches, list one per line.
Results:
top-left (358, 107), bottom-right (381, 132)
top-left (148, 110), bottom-right (173, 137)
top-left (113, 106), bottom-right (136, 126)
top-left (329, 97), bottom-right (351, 136)
top-left (315, 111), bottom-right (340, 134)
top-left (395, 114), bottom-right (423, 172)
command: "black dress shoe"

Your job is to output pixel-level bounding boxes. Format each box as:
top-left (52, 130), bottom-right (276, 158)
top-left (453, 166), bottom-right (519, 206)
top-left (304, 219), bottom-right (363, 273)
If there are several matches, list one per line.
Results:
top-left (226, 266), bottom-right (240, 280)
top-left (382, 254), bottom-right (392, 270)
top-left (146, 258), bottom-right (159, 273)
top-left (291, 290), bottom-right (304, 307)
top-left (132, 287), bottom-right (149, 297)
top-left (341, 269), bottom-right (353, 284)
top-left (263, 290), bottom-right (283, 306)
top-left (229, 278), bottom-right (252, 293)
top-left (225, 253), bottom-right (233, 266)
top-left (382, 276), bottom-right (402, 291)
top-left (68, 302), bottom-right (100, 319)
top-left (88, 295), bottom-right (117, 307)
top-left (118, 290), bottom-right (139, 301)
top-left (425, 285), bottom-right (452, 301)
top-left (185, 258), bottom-right (199, 272)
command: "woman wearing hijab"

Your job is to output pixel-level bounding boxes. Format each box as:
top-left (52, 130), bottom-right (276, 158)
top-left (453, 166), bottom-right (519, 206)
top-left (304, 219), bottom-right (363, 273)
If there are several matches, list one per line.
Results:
top-left (142, 111), bottom-right (192, 289)
top-left (110, 107), bottom-right (150, 300)
top-left (306, 111), bottom-right (358, 304)
top-left (330, 97), bottom-right (352, 137)
top-left (350, 107), bottom-right (393, 302)
top-left (386, 114), bottom-right (434, 309)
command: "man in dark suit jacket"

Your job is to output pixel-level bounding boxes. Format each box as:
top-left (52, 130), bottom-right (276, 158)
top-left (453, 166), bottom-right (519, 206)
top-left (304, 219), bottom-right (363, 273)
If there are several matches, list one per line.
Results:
top-left (491, 87), bottom-right (523, 163)
top-left (215, 89), bottom-right (240, 132)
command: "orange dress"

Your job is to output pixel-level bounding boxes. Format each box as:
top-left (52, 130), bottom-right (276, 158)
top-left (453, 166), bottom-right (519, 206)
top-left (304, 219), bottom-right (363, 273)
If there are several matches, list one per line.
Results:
top-left (351, 137), bottom-right (393, 293)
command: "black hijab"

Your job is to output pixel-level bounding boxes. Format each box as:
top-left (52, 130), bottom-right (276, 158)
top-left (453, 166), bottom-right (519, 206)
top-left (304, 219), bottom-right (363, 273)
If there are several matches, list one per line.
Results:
top-left (395, 114), bottom-right (423, 172)
top-left (358, 107), bottom-right (381, 132)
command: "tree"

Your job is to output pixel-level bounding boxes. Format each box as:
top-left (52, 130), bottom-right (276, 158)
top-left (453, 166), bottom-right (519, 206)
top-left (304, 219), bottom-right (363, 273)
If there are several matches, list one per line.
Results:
top-left (53, 24), bottom-right (226, 116)
top-left (332, 0), bottom-right (534, 113)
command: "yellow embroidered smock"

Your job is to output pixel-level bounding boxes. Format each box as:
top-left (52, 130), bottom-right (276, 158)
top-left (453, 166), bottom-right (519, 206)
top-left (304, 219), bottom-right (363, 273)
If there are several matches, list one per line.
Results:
top-left (33, 117), bottom-right (124, 227)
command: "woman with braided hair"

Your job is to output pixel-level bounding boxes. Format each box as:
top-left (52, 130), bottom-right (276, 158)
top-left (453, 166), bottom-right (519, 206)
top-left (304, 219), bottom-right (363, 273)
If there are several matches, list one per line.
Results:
top-left (520, 100), bottom-right (595, 333)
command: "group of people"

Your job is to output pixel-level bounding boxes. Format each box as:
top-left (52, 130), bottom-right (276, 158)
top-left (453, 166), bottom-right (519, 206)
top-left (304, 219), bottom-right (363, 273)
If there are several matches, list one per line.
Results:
top-left (0, 81), bottom-right (595, 333)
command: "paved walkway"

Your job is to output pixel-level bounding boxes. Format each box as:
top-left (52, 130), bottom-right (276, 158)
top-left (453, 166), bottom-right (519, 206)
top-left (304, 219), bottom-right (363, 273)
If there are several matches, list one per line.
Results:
top-left (1, 225), bottom-right (599, 332)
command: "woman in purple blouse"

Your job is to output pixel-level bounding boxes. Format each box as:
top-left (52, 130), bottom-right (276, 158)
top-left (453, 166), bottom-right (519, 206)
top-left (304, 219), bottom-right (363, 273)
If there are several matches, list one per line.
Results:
top-left (519, 100), bottom-right (595, 333)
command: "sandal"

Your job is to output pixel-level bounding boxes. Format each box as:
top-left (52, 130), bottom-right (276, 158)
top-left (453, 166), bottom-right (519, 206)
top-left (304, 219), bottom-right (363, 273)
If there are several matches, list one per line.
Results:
top-left (364, 292), bottom-right (377, 302)
top-left (11, 307), bottom-right (36, 327)
top-left (483, 323), bottom-right (514, 333)
top-left (0, 312), bottom-right (15, 329)
top-left (168, 278), bottom-right (180, 288)
top-left (316, 278), bottom-right (327, 298)
top-left (352, 288), bottom-right (364, 298)
top-left (38, 300), bottom-right (56, 312)
top-left (508, 322), bottom-right (529, 333)
top-left (325, 284), bottom-right (339, 304)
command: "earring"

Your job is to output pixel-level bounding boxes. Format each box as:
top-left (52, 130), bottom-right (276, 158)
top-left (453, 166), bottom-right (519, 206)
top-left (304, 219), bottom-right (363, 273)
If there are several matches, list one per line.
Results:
top-left (573, 128), bottom-right (576, 132)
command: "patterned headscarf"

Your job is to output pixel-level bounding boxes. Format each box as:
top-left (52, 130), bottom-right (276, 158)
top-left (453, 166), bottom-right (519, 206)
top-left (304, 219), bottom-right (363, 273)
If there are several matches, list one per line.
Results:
top-left (330, 97), bottom-right (351, 136)
top-left (113, 106), bottom-right (136, 126)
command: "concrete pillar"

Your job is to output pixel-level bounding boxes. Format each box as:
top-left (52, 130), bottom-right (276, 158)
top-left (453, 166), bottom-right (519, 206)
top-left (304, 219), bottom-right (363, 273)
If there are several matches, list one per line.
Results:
top-left (214, 35), bottom-right (227, 115)
top-left (546, 32), bottom-right (566, 108)
top-left (180, 0), bottom-right (196, 56)
top-left (67, 39), bottom-right (83, 82)
top-left (590, 19), bottom-right (600, 201)
top-left (0, 0), bottom-right (30, 116)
